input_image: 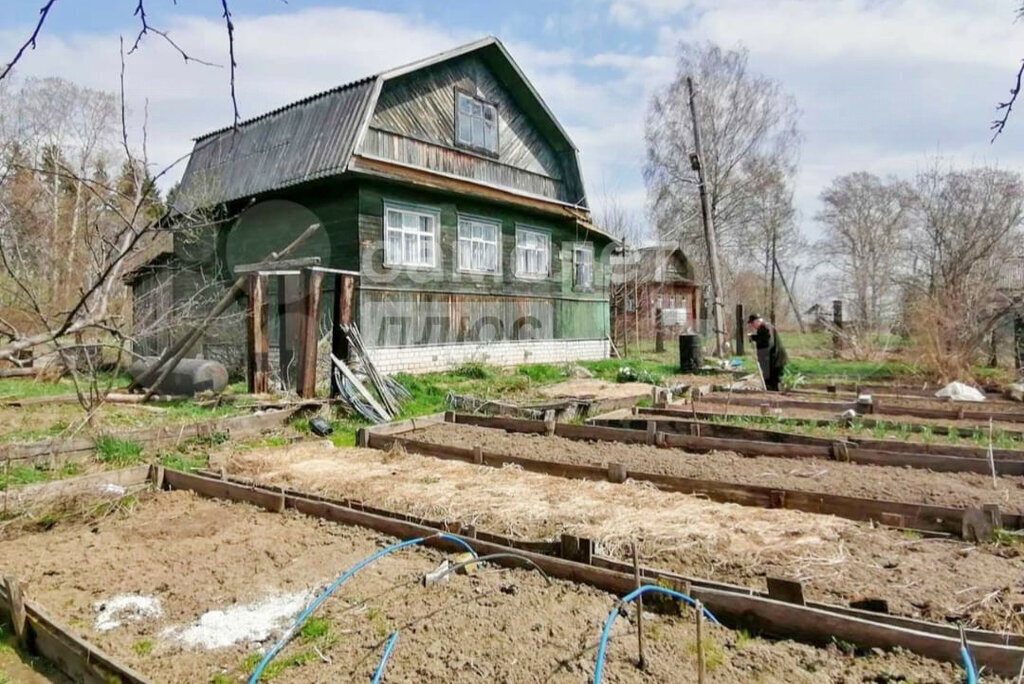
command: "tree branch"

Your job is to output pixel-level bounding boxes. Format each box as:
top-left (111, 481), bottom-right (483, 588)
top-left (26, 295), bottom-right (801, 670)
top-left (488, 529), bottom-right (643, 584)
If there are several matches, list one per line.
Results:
top-left (991, 60), bottom-right (1024, 142)
top-left (0, 0), bottom-right (58, 81)
top-left (221, 0), bottom-right (240, 126)
top-left (129, 0), bottom-right (221, 68)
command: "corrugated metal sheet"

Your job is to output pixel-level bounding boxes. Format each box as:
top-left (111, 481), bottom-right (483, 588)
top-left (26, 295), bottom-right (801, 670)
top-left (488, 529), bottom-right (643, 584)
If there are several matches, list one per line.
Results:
top-left (174, 77), bottom-right (377, 212)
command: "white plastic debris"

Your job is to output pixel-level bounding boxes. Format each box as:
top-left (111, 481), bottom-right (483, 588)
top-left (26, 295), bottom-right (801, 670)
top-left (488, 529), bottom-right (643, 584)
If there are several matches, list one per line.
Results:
top-left (1009, 382), bottom-right (1024, 403)
top-left (94, 594), bottom-right (162, 632)
top-left (934, 381), bottom-right (986, 402)
top-left (97, 483), bottom-right (126, 496)
top-left (170, 591), bottom-right (308, 650)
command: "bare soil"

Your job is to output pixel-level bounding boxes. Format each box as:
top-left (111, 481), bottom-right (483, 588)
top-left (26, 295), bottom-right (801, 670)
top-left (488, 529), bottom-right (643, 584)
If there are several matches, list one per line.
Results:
top-left (540, 374), bottom-right (727, 402)
top-left (411, 423), bottom-right (1024, 512)
top-left (222, 443), bottom-right (1024, 634)
top-left (540, 379), bottom-right (654, 400)
top-left (0, 491), bottom-right (976, 682)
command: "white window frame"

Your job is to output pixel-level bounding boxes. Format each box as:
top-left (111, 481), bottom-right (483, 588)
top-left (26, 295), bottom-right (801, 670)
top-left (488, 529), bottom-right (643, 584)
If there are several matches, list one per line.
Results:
top-left (573, 242), bottom-right (595, 291)
top-left (456, 215), bottom-right (502, 275)
top-left (382, 201), bottom-right (440, 270)
top-left (455, 90), bottom-right (499, 156)
top-left (514, 226), bottom-right (551, 280)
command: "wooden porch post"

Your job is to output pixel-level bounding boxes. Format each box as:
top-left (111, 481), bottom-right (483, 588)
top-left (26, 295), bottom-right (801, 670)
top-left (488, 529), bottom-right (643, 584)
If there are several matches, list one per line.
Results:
top-left (245, 273), bottom-right (269, 394)
top-left (330, 274), bottom-right (356, 397)
top-left (296, 268), bottom-right (324, 399)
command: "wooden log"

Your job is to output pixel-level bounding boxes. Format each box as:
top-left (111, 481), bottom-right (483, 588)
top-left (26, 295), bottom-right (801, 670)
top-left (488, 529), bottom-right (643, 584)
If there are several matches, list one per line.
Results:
top-left (246, 273), bottom-right (270, 394)
top-left (0, 367), bottom-right (42, 378)
top-left (296, 268), bottom-right (324, 399)
top-left (233, 256), bottom-right (321, 274)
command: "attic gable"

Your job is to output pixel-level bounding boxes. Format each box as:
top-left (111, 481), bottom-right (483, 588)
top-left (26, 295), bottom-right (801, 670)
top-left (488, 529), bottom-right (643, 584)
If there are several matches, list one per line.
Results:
top-left (174, 37), bottom-right (587, 214)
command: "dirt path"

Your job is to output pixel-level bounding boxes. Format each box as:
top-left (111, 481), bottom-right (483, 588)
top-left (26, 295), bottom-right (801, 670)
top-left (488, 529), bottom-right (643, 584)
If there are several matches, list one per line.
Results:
top-left (411, 423), bottom-right (1024, 513)
top-left (222, 443), bottom-right (1024, 634)
top-left (0, 490), bottom-right (976, 682)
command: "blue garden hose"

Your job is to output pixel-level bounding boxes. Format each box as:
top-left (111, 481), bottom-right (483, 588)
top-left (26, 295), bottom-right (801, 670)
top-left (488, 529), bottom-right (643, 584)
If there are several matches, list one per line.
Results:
top-left (593, 585), bottom-right (719, 684)
top-left (248, 533), bottom-right (476, 683)
top-left (960, 643), bottom-right (978, 684)
top-left (371, 631), bottom-right (400, 683)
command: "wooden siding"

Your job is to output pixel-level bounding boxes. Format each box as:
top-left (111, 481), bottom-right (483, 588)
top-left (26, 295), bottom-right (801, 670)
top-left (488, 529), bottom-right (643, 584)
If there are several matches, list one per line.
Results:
top-left (365, 54), bottom-right (579, 202)
top-left (356, 182), bottom-right (608, 299)
top-left (356, 181), bottom-right (610, 346)
top-left (362, 128), bottom-right (568, 201)
top-left (361, 290), bottom-right (553, 346)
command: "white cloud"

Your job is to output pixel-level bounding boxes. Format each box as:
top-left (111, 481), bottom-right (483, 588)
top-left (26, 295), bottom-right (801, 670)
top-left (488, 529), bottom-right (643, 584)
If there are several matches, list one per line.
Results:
top-left (0, 7), bottom-right (473, 184)
top-left (3, 0), bottom-right (1023, 246)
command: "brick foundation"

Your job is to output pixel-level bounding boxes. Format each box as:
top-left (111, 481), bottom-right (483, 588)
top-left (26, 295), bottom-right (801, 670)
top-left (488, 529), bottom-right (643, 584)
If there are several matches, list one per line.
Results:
top-left (366, 338), bottom-right (610, 375)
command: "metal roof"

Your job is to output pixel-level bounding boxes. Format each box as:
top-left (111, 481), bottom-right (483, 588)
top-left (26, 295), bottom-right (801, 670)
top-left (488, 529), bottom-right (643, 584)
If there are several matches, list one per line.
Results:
top-left (173, 37), bottom-right (587, 214)
top-left (174, 77), bottom-right (376, 213)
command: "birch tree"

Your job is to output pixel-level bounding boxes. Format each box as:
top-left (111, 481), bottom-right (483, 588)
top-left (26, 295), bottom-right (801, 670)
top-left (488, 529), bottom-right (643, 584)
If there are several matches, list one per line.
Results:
top-left (815, 172), bottom-right (914, 330)
top-left (645, 44), bottom-right (801, 274)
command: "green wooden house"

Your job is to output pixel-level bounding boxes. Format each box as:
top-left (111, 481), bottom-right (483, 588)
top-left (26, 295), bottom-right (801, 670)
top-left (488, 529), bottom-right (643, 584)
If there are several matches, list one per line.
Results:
top-left (132, 37), bottom-right (616, 376)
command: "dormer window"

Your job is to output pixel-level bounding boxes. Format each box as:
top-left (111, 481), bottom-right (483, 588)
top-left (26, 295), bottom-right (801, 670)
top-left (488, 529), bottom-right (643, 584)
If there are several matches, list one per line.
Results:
top-left (456, 91), bottom-right (498, 155)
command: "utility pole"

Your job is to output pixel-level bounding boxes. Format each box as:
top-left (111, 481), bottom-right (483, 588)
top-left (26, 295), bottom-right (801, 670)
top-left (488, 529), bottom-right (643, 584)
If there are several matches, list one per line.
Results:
top-left (686, 76), bottom-right (727, 357)
top-left (769, 222), bottom-right (777, 326)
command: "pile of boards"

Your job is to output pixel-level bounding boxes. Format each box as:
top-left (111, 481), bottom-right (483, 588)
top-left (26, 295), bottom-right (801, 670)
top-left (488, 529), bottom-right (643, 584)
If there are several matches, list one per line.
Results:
top-left (331, 325), bottom-right (410, 422)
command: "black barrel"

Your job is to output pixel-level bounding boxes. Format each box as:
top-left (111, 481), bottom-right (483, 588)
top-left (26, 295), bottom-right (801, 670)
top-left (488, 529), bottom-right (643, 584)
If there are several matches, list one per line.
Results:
top-left (679, 334), bottom-right (702, 372)
top-left (129, 357), bottom-right (229, 395)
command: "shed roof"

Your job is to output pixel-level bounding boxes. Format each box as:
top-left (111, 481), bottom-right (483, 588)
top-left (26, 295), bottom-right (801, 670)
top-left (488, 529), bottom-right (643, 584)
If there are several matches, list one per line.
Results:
top-left (174, 37), bottom-right (584, 215)
top-left (611, 246), bottom-right (698, 287)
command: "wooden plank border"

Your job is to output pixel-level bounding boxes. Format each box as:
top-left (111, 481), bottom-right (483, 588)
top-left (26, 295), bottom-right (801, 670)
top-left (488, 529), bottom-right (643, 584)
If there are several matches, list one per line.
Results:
top-left (0, 580), bottom-right (150, 684)
top-left (639, 405), bottom-right (1024, 440)
top-left (195, 468), bottom-right (1024, 647)
top-left (367, 415), bottom-right (1022, 535)
top-left (0, 408), bottom-right (302, 468)
top-left (160, 468), bottom-right (1024, 677)
top-left (588, 415), bottom-right (1024, 470)
top-left (454, 411), bottom-right (1024, 477)
top-left (0, 465), bottom-right (153, 513)
top-left (698, 394), bottom-right (1024, 424)
top-left (603, 412), bottom-right (1024, 460)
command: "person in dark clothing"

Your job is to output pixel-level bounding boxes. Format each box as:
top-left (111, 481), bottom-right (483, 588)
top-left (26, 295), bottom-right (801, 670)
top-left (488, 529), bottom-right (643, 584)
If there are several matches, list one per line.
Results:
top-left (747, 314), bottom-right (788, 391)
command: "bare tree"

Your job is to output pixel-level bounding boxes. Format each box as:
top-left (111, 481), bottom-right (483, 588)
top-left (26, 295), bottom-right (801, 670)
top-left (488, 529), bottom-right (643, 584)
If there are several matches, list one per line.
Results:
top-left (903, 164), bottom-right (1024, 378)
top-left (2, 1), bottom-right (237, 124)
top-left (645, 44), bottom-right (801, 268)
top-left (736, 156), bottom-right (803, 323)
top-left (815, 172), bottom-right (914, 330)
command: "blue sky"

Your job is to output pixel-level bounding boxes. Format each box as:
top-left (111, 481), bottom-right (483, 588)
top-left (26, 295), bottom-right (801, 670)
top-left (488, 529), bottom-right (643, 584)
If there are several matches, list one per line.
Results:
top-left (2, 0), bottom-right (1023, 244)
